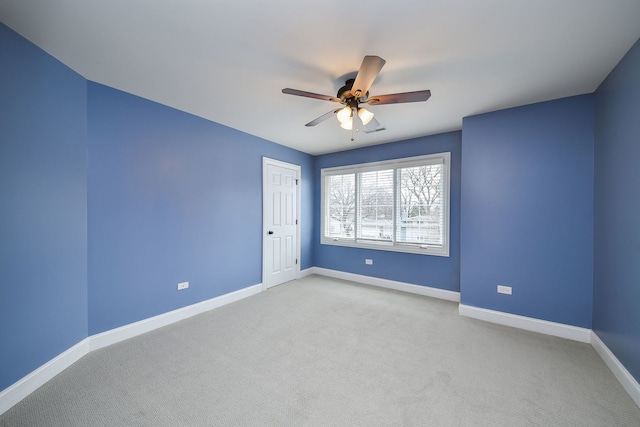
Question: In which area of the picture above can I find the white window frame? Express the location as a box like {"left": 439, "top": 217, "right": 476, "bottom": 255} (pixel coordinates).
{"left": 321, "top": 152, "right": 450, "bottom": 257}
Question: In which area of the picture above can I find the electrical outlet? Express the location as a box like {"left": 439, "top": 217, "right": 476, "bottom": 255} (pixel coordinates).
{"left": 177, "top": 281, "right": 189, "bottom": 290}
{"left": 497, "top": 285, "right": 512, "bottom": 295}
{"left": 365, "top": 259, "right": 373, "bottom": 265}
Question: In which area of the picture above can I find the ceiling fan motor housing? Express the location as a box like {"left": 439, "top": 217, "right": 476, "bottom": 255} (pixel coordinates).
{"left": 337, "top": 78, "right": 368, "bottom": 102}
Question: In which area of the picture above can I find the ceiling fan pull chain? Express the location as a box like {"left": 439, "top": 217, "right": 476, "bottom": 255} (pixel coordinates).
{"left": 351, "top": 107, "right": 355, "bottom": 141}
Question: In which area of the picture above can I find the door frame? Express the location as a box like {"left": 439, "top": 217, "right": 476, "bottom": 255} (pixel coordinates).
{"left": 262, "top": 157, "right": 301, "bottom": 290}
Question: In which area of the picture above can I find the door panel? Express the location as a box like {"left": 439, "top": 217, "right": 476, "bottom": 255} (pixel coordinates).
{"left": 271, "top": 238, "right": 281, "bottom": 272}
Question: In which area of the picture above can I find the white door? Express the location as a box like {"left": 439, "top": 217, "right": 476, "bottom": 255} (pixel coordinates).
{"left": 263, "top": 158, "right": 300, "bottom": 289}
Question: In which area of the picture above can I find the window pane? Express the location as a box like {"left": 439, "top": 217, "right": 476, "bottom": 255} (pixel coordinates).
{"left": 325, "top": 174, "right": 355, "bottom": 238}
{"left": 397, "top": 165, "right": 443, "bottom": 245}
{"left": 358, "top": 169, "right": 393, "bottom": 241}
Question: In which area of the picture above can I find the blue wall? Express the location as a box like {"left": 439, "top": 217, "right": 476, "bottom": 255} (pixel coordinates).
{"left": 87, "top": 83, "right": 314, "bottom": 334}
{"left": 593, "top": 38, "right": 640, "bottom": 382}
{"left": 0, "top": 23, "right": 88, "bottom": 390}
{"left": 313, "top": 132, "right": 462, "bottom": 291}
{"left": 461, "top": 95, "right": 594, "bottom": 328}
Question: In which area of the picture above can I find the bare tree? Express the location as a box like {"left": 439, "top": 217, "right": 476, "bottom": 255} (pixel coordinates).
{"left": 400, "top": 165, "right": 441, "bottom": 218}
{"left": 327, "top": 175, "right": 355, "bottom": 236}
{"left": 398, "top": 165, "right": 443, "bottom": 244}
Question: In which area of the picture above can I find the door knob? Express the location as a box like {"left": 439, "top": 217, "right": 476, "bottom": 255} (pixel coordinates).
{"left": 268, "top": 231, "right": 274, "bottom": 235}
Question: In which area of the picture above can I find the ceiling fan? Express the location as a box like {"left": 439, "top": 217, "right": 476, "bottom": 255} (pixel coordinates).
{"left": 282, "top": 55, "right": 431, "bottom": 138}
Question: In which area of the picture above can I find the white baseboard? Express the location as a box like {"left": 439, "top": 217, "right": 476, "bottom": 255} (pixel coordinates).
{"left": 0, "top": 339, "right": 90, "bottom": 415}
{"left": 299, "top": 267, "right": 315, "bottom": 278}
{"left": 458, "top": 304, "right": 592, "bottom": 343}
{"left": 311, "top": 267, "right": 460, "bottom": 302}
{"left": 90, "top": 283, "right": 263, "bottom": 351}
{"left": 591, "top": 331, "right": 640, "bottom": 408}
{"left": 0, "top": 282, "right": 263, "bottom": 416}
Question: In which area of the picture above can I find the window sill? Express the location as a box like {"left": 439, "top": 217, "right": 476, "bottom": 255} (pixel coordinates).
{"left": 321, "top": 238, "right": 449, "bottom": 257}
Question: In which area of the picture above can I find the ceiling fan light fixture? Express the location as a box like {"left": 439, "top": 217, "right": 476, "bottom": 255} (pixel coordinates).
{"left": 336, "top": 106, "right": 374, "bottom": 130}
{"left": 358, "top": 107, "right": 374, "bottom": 125}
{"left": 336, "top": 106, "right": 352, "bottom": 124}
{"left": 340, "top": 120, "right": 353, "bottom": 130}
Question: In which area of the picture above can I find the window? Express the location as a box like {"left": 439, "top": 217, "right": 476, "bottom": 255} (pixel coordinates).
{"left": 321, "top": 153, "right": 450, "bottom": 256}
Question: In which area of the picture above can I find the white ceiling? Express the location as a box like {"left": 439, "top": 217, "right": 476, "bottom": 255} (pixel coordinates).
{"left": 2, "top": 1, "right": 640, "bottom": 155}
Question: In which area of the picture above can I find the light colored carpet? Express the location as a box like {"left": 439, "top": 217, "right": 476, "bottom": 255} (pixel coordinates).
{"left": 1, "top": 275, "right": 639, "bottom": 426}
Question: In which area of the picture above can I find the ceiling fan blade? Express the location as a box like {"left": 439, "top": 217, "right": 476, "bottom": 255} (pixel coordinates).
{"left": 282, "top": 88, "right": 341, "bottom": 103}
{"left": 305, "top": 108, "right": 341, "bottom": 127}
{"left": 364, "top": 117, "right": 385, "bottom": 133}
{"left": 351, "top": 56, "right": 386, "bottom": 99}
{"left": 366, "top": 90, "right": 431, "bottom": 105}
